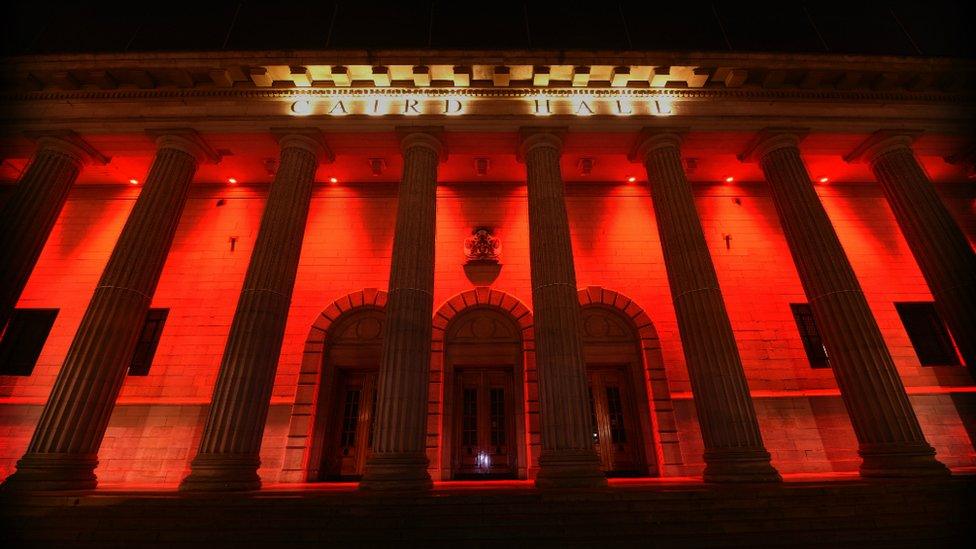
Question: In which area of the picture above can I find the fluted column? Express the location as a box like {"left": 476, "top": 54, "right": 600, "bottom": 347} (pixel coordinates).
{"left": 180, "top": 131, "right": 331, "bottom": 491}
{"left": 0, "top": 132, "right": 108, "bottom": 331}
{"left": 2, "top": 130, "right": 218, "bottom": 491}
{"left": 740, "top": 129, "right": 948, "bottom": 477}
{"left": 847, "top": 131, "right": 976, "bottom": 373}
{"left": 519, "top": 128, "right": 606, "bottom": 488}
{"left": 633, "top": 130, "right": 779, "bottom": 482}
{"left": 359, "top": 129, "right": 443, "bottom": 491}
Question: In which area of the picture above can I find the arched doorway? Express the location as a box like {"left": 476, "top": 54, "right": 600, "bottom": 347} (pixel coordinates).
{"left": 578, "top": 287, "right": 669, "bottom": 478}
{"left": 431, "top": 289, "right": 534, "bottom": 481}
{"left": 312, "top": 307, "right": 384, "bottom": 480}
{"left": 443, "top": 307, "right": 526, "bottom": 479}
{"left": 280, "top": 289, "right": 393, "bottom": 483}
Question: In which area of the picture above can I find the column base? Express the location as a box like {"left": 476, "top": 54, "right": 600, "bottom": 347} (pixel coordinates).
{"left": 179, "top": 454, "right": 262, "bottom": 492}
{"left": 858, "top": 443, "right": 950, "bottom": 478}
{"left": 703, "top": 449, "right": 781, "bottom": 483}
{"left": 535, "top": 449, "right": 607, "bottom": 489}
{"left": 1, "top": 453, "right": 98, "bottom": 492}
{"left": 358, "top": 452, "right": 432, "bottom": 492}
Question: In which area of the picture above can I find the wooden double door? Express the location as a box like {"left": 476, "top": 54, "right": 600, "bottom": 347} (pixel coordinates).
{"left": 452, "top": 368, "right": 517, "bottom": 478}
{"left": 588, "top": 366, "right": 642, "bottom": 476}
{"left": 322, "top": 370, "right": 377, "bottom": 480}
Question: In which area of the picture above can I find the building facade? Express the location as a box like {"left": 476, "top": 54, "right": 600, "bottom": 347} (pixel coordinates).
{"left": 0, "top": 48, "right": 974, "bottom": 493}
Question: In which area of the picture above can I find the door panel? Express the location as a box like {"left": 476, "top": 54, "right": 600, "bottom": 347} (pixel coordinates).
{"left": 453, "top": 369, "right": 516, "bottom": 478}
{"left": 323, "top": 370, "right": 377, "bottom": 480}
{"left": 588, "top": 367, "right": 641, "bottom": 475}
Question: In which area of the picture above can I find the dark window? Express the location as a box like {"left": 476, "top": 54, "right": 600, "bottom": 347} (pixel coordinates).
{"left": 128, "top": 308, "right": 168, "bottom": 376}
{"left": 791, "top": 303, "right": 829, "bottom": 368}
{"left": 0, "top": 309, "right": 58, "bottom": 376}
{"left": 605, "top": 386, "right": 627, "bottom": 444}
{"left": 340, "top": 389, "right": 361, "bottom": 449}
{"left": 489, "top": 387, "right": 506, "bottom": 448}
{"left": 895, "top": 303, "right": 958, "bottom": 366}
{"left": 462, "top": 388, "right": 478, "bottom": 447}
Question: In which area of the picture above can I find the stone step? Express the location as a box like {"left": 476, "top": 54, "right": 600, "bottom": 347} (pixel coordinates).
{"left": 2, "top": 478, "right": 973, "bottom": 548}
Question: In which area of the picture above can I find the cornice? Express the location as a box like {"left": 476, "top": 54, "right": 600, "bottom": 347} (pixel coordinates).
{"left": 3, "top": 49, "right": 972, "bottom": 102}
{"left": 0, "top": 86, "right": 968, "bottom": 108}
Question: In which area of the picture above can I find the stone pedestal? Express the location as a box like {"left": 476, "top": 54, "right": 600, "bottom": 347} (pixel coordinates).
{"left": 741, "top": 130, "right": 948, "bottom": 478}
{"left": 359, "top": 129, "right": 443, "bottom": 491}
{"left": 847, "top": 131, "right": 976, "bottom": 373}
{"left": 634, "top": 130, "right": 779, "bottom": 482}
{"left": 0, "top": 132, "right": 107, "bottom": 331}
{"left": 1, "top": 130, "right": 218, "bottom": 492}
{"left": 180, "top": 131, "right": 331, "bottom": 492}
{"left": 519, "top": 128, "right": 606, "bottom": 489}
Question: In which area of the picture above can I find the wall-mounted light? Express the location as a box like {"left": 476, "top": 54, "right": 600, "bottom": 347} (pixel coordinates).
{"left": 369, "top": 158, "right": 387, "bottom": 177}
{"left": 627, "top": 176, "right": 637, "bottom": 183}
{"left": 328, "top": 177, "right": 339, "bottom": 184}
{"left": 818, "top": 176, "right": 829, "bottom": 183}
{"left": 724, "top": 176, "right": 735, "bottom": 183}
{"left": 129, "top": 178, "right": 139, "bottom": 185}
{"left": 577, "top": 157, "right": 594, "bottom": 176}
{"left": 227, "top": 178, "right": 237, "bottom": 185}
{"left": 474, "top": 158, "right": 490, "bottom": 177}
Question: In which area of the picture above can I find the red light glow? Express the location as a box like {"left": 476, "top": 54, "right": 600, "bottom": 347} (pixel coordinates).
{"left": 329, "top": 177, "right": 339, "bottom": 184}
{"left": 129, "top": 179, "right": 139, "bottom": 185}
{"left": 627, "top": 176, "right": 637, "bottom": 183}
{"left": 819, "top": 177, "right": 829, "bottom": 183}
{"left": 724, "top": 176, "right": 735, "bottom": 183}
{"left": 227, "top": 178, "right": 237, "bottom": 184}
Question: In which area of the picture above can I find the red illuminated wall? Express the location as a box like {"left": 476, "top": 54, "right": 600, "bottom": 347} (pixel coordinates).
{"left": 0, "top": 178, "right": 973, "bottom": 485}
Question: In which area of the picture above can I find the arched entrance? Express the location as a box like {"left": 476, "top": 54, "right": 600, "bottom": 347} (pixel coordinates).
{"left": 578, "top": 286, "right": 675, "bottom": 477}
{"left": 314, "top": 307, "right": 384, "bottom": 480}
{"left": 432, "top": 288, "right": 533, "bottom": 480}
{"left": 278, "top": 289, "right": 387, "bottom": 483}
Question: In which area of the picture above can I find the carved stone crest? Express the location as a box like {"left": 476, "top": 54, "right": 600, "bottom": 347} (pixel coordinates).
{"left": 464, "top": 227, "right": 500, "bottom": 263}
{"left": 463, "top": 227, "right": 502, "bottom": 285}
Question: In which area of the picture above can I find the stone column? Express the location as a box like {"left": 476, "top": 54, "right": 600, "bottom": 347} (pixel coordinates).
{"left": 1, "top": 130, "right": 218, "bottom": 491}
{"left": 359, "top": 129, "right": 443, "bottom": 491}
{"left": 633, "top": 130, "right": 779, "bottom": 482}
{"left": 847, "top": 131, "right": 976, "bottom": 372}
{"left": 180, "top": 131, "right": 331, "bottom": 491}
{"left": 740, "top": 129, "right": 948, "bottom": 477}
{"left": 0, "top": 131, "right": 108, "bottom": 332}
{"left": 519, "top": 128, "right": 606, "bottom": 488}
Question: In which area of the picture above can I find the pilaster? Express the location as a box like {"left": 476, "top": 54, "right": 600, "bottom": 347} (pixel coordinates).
{"left": 633, "top": 129, "right": 779, "bottom": 482}
{"left": 2, "top": 129, "right": 215, "bottom": 491}
{"left": 519, "top": 127, "right": 606, "bottom": 488}
{"left": 180, "top": 130, "right": 330, "bottom": 491}
{"left": 359, "top": 127, "right": 444, "bottom": 491}
{"left": 741, "top": 129, "right": 949, "bottom": 477}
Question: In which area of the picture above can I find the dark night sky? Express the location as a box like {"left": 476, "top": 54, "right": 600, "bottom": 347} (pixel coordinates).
{"left": 2, "top": 1, "right": 973, "bottom": 57}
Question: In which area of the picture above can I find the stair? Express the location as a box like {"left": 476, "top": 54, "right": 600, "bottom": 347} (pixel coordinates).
{"left": 2, "top": 477, "right": 973, "bottom": 548}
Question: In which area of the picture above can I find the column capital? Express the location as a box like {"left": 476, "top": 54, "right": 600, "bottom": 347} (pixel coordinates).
{"left": 517, "top": 127, "right": 566, "bottom": 162}
{"left": 270, "top": 128, "right": 334, "bottom": 163}
{"left": 738, "top": 128, "right": 809, "bottom": 163}
{"left": 26, "top": 130, "right": 109, "bottom": 166}
{"left": 146, "top": 128, "right": 221, "bottom": 164}
{"left": 629, "top": 127, "right": 688, "bottom": 163}
{"left": 397, "top": 126, "right": 447, "bottom": 162}
{"left": 845, "top": 130, "right": 923, "bottom": 164}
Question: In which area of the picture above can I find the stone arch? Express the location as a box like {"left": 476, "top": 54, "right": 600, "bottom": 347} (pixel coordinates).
{"left": 578, "top": 286, "right": 678, "bottom": 476}
{"left": 279, "top": 289, "right": 387, "bottom": 483}
{"left": 430, "top": 288, "right": 535, "bottom": 480}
